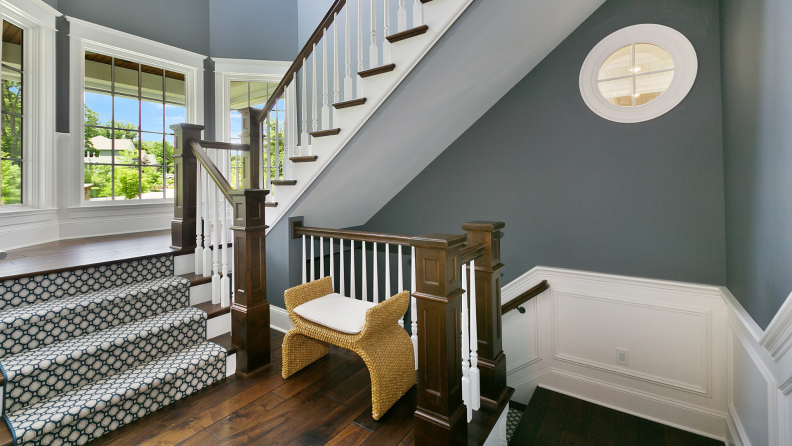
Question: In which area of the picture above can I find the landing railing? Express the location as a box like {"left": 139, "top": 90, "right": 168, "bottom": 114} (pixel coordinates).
{"left": 292, "top": 220, "right": 508, "bottom": 445}
{"left": 170, "top": 123, "right": 270, "bottom": 377}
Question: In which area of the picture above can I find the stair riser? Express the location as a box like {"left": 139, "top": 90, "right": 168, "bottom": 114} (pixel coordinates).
{"left": 207, "top": 313, "right": 230, "bottom": 339}
{"left": 19, "top": 354, "right": 226, "bottom": 446}
{"left": 0, "top": 283, "right": 190, "bottom": 360}
{"left": 0, "top": 256, "right": 174, "bottom": 313}
{"left": 2, "top": 313, "right": 207, "bottom": 414}
{"left": 189, "top": 282, "right": 212, "bottom": 305}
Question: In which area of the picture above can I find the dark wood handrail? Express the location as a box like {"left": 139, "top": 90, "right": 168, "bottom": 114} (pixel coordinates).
{"left": 199, "top": 140, "right": 250, "bottom": 151}
{"left": 189, "top": 139, "right": 233, "bottom": 202}
{"left": 291, "top": 221, "right": 413, "bottom": 245}
{"left": 501, "top": 280, "right": 549, "bottom": 315}
{"left": 458, "top": 243, "right": 484, "bottom": 266}
{"left": 257, "top": 0, "right": 347, "bottom": 121}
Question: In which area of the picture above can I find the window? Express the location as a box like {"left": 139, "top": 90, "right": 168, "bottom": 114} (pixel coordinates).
{"left": 83, "top": 52, "right": 186, "bottom": 201}
{"left": 1, "top": 20, "right": 23, "bottom": 206}
{"left": 579, "top": 24, "right": 697, "bottom": 123}
{"left": 228, "top": 81, "right": 283, "bottom": 189}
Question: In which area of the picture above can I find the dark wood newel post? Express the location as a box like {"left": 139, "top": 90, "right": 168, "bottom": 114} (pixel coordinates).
{"left": 169, "top": 123, "right": 204, "bottom": 250}
{"left": 411, "top": 233, "right": 468, "bottom": 446}
{"left": 230, "top": 188, "right": 271, "bottom": 377}
{"left": 461, "top": 221, "right": 508, "bottom": 407}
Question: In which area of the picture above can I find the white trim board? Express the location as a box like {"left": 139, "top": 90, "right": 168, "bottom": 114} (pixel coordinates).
{"left": 501, "top": 265, "right": 792, "bottom": 444}
{"left": 270, "top": 305, "right": 294, "bottom": 334}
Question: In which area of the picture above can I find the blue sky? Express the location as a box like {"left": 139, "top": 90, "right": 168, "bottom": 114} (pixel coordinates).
{"left": 85, "top": 91, "right": 185, "bottom": 135}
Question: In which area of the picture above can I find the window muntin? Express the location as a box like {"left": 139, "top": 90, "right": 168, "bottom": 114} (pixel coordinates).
{"left": 1, "top": 20, "right": 23, "bottom": 206}
{"left": 597, "top": 43, "right": 674, "bottom": 107}
{"left": 227, "top": 81, "right": 283, "bottom": 188}
{"left": 83, "top": 51, "right": 186, "bottom": 201}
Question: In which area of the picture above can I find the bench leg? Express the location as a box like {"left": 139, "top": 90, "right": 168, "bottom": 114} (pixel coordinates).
{"left": 357, "top": 325, "right": 416, "bottom": 420}
{"left": 282, "top": 329, "right": 330, "bottom": 379}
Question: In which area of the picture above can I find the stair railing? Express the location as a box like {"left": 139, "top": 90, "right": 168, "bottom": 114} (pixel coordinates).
{"left": 171, "top": 123, "right": 271, "bottom": 377}
{"left": 291, "top": 220, "right": 508, "bottom": 445}
{"left": 253, "top": 0, "right": 428, "bottom": 199}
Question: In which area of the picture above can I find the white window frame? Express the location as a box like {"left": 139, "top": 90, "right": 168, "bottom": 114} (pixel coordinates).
{"left": 67, "top": 16, "right": 205, "bottom": 208}
{"left": 579, "top": 24, "right": 697, "bottom": 124}
{"left": 213, "top": 58, "right": 289, "bottom": 143}
{"left": 0, "top": 0, "right": 57, "bottom": 213}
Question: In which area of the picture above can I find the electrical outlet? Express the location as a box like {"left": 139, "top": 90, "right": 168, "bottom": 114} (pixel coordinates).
{"left": 617, "top": 348, "right": 629, "bottom": 366}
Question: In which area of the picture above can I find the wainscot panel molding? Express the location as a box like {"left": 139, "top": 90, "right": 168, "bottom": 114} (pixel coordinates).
{"left": 501, "top": 266, "right": 792, "bottom": 445}
{"left": 270, "top": 305, "right": 294, "bottom": 334}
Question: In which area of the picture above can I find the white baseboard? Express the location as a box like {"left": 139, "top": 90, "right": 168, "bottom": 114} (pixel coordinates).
{"left": 502, "top": 266, "right": 792, "bottom": 445}
{"left": 270, "top": 305, "right": 294, "bottom": 334}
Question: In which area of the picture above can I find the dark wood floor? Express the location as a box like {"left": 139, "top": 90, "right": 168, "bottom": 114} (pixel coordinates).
{"left": 0, "top": 230, "right": 179, "bottom": 279}
{"left": 509, "top": 387, "right": 723, "bottom": 446}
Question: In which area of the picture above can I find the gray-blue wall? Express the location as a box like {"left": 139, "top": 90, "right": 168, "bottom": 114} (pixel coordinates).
{"left": 358, "top": 0, "right": 728, "bottom": 289}
{"left": 721, "top": 0, "right": 792, "bottom": 329}
{"left": 210, "top": 0, "right": 298, "bottom": 61}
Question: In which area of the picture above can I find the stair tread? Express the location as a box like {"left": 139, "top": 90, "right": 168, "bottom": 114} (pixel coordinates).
{"left": 333, "top": 98, "right": 367, "bottom": 109}
{"left": 194, "top": 301, "right": 231, "bottom": 319}
{"left": 209, "top": 332, "right": 238, "bottom": 355}
{"left": 179, "top": 272, "right": 212, "bottom": 286}
{"left": 290, "top": 156, "right": 318, "bottom": 163}
{"left": 386, "top": 24, "right": 429, "bottom": 43}
{"left": 358, "top": 63, "right": 396, "bottom": 78}
{"left": 0, "top": 275, "right": 190, "bottom": 331}
{"left": 309, "top": 128, "right": 341, "bottom": 137}
{"left": 5, "top": 341, "right": 226, "bottom": 443}
{"left": 272, "top": 179, "right": 298, "bottom": 186}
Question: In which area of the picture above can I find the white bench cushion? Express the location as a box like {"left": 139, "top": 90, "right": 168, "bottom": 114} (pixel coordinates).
{"left": 293, "top": 293, "right": 377, "bottom": 334}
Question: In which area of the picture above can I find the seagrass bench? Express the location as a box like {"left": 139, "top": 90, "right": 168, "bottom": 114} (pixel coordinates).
{"left": 282, "top": 276, "right": 415, "bottom": 420}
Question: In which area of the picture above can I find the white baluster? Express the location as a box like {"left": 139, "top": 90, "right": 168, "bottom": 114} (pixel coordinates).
{"left": 398, "top": 0, "right": 406, "bottom": 32}
{"left": 322, "top": 30, "right": 330, "bottom": 130}
{"left": 265, "top": 115, "right": 272, "bottom": 192}
{"left": 370, "top": 0, "right": 378, "bottom": 68}
{"left": 275, "top": 104, "right": 280, "bottom": 182}
{"left": 413, "top": 0, "right": 422, "bottom": 27}
{"left": 195, "top": 165, "right": 203, "bottom": 275}
{"left": 397, "top": 244, "right": 404, "bottom": 328}
{"left": 350, "top": 240, "right": 356, "bottom": 299}
{"left": 330, "top": 237, "right": 335, "bottom": 290}
{"left": 311, "top": 235, "right": 316, "bottom": 281}
{"left": 373, "top": 242, "right": 378, "bottom": 302}
{"left": 220, "top": 198, "right": 230, "bottom": 307}
{"left": 333, "top": 15, "right": 340, "bottom": 126}
{"left": 357, "top": 0, "right": 364, "bottom": 98}
{"left": 301, "top": 63, "right": 308, "bottom": 154}
{"left": 469, "top": 259, "right": 480, "bottom": 411}
{"left": 383, "top": 0, "right": 392, "bottom": 64}
{"left": 344, "top": 4, "right": 353, "bottom": 101}
{"left": 362, "top": 241, "right": 368, "bottom": 302}
{"left": 312, "top": 47, "right": 318, "bottom": 138}
{"left": 212, "top": 183, "right": 221, "bottom": 304}
{"left": 385, "top": 243, "right": 391, "bottom": 298}
{"left": 302, "top": 234, "right": 307, "bottom": 284}
{"left": 411, "top": 246, "right": 418, "bottom": 369}
{"left": 340, "top": 238, "right": 346, "bottom": 296}
{"left": 461, "top": 261, "right": 472, "bottom": 422}
{"left": 320, "top": 236, "right": 325, "bottom": 278}
{"left": 202, "top": 169, "right": 211, "bottom": 277}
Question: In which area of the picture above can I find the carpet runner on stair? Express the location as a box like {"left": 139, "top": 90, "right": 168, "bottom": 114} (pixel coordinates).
{"left": 0, "top": 255, "right": 227, "bottom": 446}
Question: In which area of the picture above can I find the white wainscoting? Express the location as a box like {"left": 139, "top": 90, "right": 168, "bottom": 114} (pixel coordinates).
{"left": 502, "top": 266, "right": 792, "bottom": 445}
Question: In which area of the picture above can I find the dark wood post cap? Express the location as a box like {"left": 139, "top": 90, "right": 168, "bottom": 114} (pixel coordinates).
{"left": 409, "top": 233, "right": 467, "bottom": 249}
{"left": 461, "top": 221, "right": 505, "bottom": 232}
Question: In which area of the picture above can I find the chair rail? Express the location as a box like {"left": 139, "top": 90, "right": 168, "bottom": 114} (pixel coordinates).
{"left": 501, "top": 280, "right": 549, "bottom": 315}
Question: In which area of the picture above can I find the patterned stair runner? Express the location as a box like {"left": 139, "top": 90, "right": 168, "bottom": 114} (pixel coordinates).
{"left": 0, "top": 255, "right": 227, "bottom": 446}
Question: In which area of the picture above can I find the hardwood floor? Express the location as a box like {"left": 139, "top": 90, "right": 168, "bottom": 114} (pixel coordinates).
{"left": 509, "top": 387, "right": 723, "bottom": 446}
{"left": 0, "top": 230, "right": 179, "bottom": 279}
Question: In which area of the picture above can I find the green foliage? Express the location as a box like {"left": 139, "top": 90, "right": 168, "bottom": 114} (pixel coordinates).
{"left": 1, "top": 80, "right": 22, "bottom": 205}
{"left": 0, "top": 158, "right": 21, "bottom": 205}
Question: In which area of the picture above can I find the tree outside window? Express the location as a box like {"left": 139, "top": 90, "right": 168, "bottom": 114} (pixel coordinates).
{"left": 1, "top": 20, "right": 23, "bottom": 206}
{"left": 83, "top": 52, "right": 185, "bottom": 201}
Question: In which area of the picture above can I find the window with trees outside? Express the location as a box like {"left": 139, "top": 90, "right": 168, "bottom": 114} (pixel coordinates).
{"left": 83, "top": 52, "right": 186, "bottom": 201}
{"left": 1, "top": 21, "right": 23, "bottom": 206}
{"left": 228, "top": 81, "right": 284, "bottom": 188}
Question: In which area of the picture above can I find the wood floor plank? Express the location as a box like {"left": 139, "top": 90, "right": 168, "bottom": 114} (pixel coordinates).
{"left": 325, "top": 367, "right": 371, "bottom": 403}
{"left": 559, "top": 431, "right": 590, "bottom": 446}
{"left": 323, "top": 423, "right": 373, "bottom": 446}
{"left": 508, "top": 387, "right": 551, "bottom": 445}
{"left": 585, "top": 404, "right": 617, "bottom": 446}
{"left": 176, "top": 429, "right": 220, "bottom": 446}
{"left": 635, "top": 416, "right": 665, "bottom": 446}
{"left": 563, "top": 397, "right": 593, "bottom": 438}
{"left": 396, "top": 429, "right": 415, "bottom": 446}
{"left": 357, "top": 387, "right": 416, "bottom": 446}
{"left": 612, "top": 408, "right": 639, "bottom": 446}
{"left": 532, "top": 389, "right": 571, "bottom": 446}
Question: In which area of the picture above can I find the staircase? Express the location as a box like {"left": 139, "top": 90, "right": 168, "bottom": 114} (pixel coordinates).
{"left": 0, "top": 254, "right": 229, "bottom": 445}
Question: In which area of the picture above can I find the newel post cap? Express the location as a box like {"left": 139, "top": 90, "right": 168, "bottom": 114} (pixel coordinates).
{"left": 409, "top": 233, "right": 467, "bottom": 250}
{"left": 461, "top": 221, "right": 505, "bottom": 232}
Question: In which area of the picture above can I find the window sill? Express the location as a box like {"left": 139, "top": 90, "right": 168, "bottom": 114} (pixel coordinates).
{"left": 78, "top": 199, "right": 174, "bottom": 208}
{"left": 0, "top": 206, "right": 56, "bottom": 216}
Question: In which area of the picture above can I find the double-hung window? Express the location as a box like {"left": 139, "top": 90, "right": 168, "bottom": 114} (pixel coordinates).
{"left": 0, "top": 20, "right": 23, "bottom": 206}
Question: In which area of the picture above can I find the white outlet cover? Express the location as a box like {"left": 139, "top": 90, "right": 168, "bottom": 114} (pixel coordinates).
{"left": 617, "top": 348, "right": 629, "bottom": 366}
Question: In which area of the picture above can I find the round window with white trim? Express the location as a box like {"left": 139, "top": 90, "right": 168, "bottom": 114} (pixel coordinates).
{"left": 580, "top": 24, "right": 697, "bottom": 123}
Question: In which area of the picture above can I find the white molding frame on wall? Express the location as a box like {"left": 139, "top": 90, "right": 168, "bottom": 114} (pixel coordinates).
{"left": 579, "top": 24, "right": 698, "bottom": 124}
{"left": 212, "top": 58, "right": 289, "bottom": 144}
{"left": 66, "top": 16, "right": 205, "bottom": 209}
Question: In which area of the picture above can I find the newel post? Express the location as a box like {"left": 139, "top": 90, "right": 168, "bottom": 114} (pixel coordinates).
{"left": 237, "top": 107, "right": 263, "bottom": 189}
{"left": 462, "top": 221, "right": 508, "bottom": 407}
{"left": 169, "top": 123, "right": 203, "bottom": 250}
{"left": 411, "top": 234, "right": 468, "bottom": 446}
{"left": 230, "top": 188, "right": 271, "bottom": 377}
